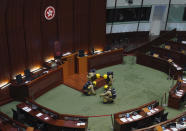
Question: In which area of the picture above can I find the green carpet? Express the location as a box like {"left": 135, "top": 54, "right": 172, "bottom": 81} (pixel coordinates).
{"left": 0, "top": 56, "right": 185, "bottom": 131}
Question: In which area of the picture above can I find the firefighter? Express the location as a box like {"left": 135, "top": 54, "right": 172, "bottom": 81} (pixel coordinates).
{"left": 100, "top": 85, "right": 116, "bottom": 103}
{"left": 83, "top": 81, "right": 96, "bottom": 95}
{"left": 103, "top": 72, "right": 113, "bottom": 86}
{"left": 87, "top": 69, "right": 96, "bottom": 81}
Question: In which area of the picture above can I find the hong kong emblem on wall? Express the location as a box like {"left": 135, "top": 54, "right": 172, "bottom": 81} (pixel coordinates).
{"left": 45, "top": 6, "right": 55, "bottom": 20}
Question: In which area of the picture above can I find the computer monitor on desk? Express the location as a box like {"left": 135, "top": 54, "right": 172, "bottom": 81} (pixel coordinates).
{"left": 24, "top": 69, "right": 32, "bottom": 81}
{"left": 104, "top": 45, "right": 111, "bottom": 51}
{"left": 78, "top": 50, "right": 85, "bottom": 57}
{"left": 16, "top": 74, "right": 23, "bottom": 84}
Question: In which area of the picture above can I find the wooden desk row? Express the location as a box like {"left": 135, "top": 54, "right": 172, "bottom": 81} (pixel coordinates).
{"left": 136, "top": 53, "right": 182, "bottom": 79}
{"left": 168, "top": 79, "right": 186, "bottom": 109}
{"left": 0, "top": 111, "right": 38, "bottom": 131}
{"left": 135, "top": 112, "right": 186, "bottom": 131}
{"left": 151, "top": 46, "right": 186, "bottom": 67}
{"left": 6, "top": 49, "right": 123, "bottom": 102}
{"left": 114, "top": 101, "right": 164, "bottom": 131}
{"left": 0, "top": 87, "right": 13, "bottom": 106}
{"left": 166, "top": 41, "right": 186, "bottom": 51}
{"left": 78, "top": 48, "right": 123, "bottom": 74}
{"left": 16, "top": 99, "right": 88, "bottom": 131}
{"left": 10, "top": 65, "right": 63, "bottom": 101}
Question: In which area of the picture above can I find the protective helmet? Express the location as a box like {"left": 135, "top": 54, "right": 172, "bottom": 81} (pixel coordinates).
{"left": 90, "top": 69, "right": 96, "bottom": 73}
{"left": 103, "top": 74, "right": 107, "bottom": 79}
{"left": 96, "top": 74, "right": 100, "bottom": 78}
{"left": 107, "top": 72, "right": 113, "bottom": 76}
{"left": 104, "top": 85, "right": 108, "bottom": 89}
{"left": 93, "top": 81, "right": 96, "bottom": 85}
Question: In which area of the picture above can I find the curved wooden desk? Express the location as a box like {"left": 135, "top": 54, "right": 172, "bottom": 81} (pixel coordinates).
{"left": 114, "top": 101, "right": 164, "bottom": 131}
{"left": 0, "top": 86, "right": 13, "bottom": 106}
{"left": 0, "top": 111, "right": 38, "bottom": 131}
{"left": 166, "top": 41, "right": 186, "bottom": 52}
{"left": 137, "top": 53, "right": 182, "bottom": 79}
{"left": 10, "top": 66, "right": 63, "bottom": 100}
{"left": 77, "top": 48, "right": 123, "bottom": 74}
{"left": 16, "top": 99, "right": 88, "bottom": 131}
{"left": 168, "top": 79, "right": 186, "bottom": 109}
{"left": 135, "top": 112, "right": 186, "bottom": 131}
{"left": 151, "top": 46, "right": 186, "bottom": 67}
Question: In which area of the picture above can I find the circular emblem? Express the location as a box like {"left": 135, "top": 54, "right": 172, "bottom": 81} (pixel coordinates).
{"left": 44, "top": 6, "right": 55, "bottom": 20}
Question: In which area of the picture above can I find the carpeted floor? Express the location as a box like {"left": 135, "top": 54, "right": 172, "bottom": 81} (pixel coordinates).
{"left": 0, "top": 56, "right": 185, "bottom": 131}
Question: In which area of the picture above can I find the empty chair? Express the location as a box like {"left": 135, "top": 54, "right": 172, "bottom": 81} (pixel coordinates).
{"left": 12, "top": 109, "right": 18, "bottom": 120}
{"left": 152, "top": 102, "right": 159, "bottom": 108}
{"left": 154, "top": 112, "right": 168, "bottom": 123}
{"left": 13, "top": 109, "right": 25, "bottom": 123}
{"left": 35, "top": 122, "right": 46, "bottom": 130}
{"left": 161, "top": 112, "right": 168, "bottom": 122}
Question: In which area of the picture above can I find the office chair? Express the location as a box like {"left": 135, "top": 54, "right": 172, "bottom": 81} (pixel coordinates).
{"left": 16, "top": 74, "right": 23, "bottom": 84}
{"left": 24, "top": 69, "right": 32, "bottom": 81}
{"left": 31, "top": 104, "right": 38, "bottom": 110}
{"left": 41, "top": 109, "right": 49, "bottom": 114}
{"left": 167, "top": 123, "right": 176, "bottom": 128}
{"left": 14, "top": 109, "right": 26, "bottom": 123}
{"left": 104, "top": 45, "right": 111, "bottom": 51}
{"left": 50, "top": 113, "right": 59, "bottom": 119}
{"left": 161, "top": 112, "right": 168, "bottom": 122}
{"left": 183, "top": 66, "right": 186, "bottom": 71}
{"left": 154, "top": 112, "right": 168, "bottom": 123}
{"left": 12, "top": 109, "right": 18, "bottom": 120}
{"left": 35, "top": 122, "right": 46, "bottom": 130}
{"left": 152, "top": 101, "right": 159, "bottom": 108}
{"left": 132, "top": 112, "right": 138, "bottom": 116}
{"left": 78, "top": 50, "right": 84, "bottom": 57}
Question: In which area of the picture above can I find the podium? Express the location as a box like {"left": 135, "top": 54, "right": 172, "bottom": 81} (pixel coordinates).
{"left": 62, "top": 53, "right": 77, "bottom": 80}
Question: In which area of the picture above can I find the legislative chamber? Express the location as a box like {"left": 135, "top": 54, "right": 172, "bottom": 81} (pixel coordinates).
{"left": 0, "top": 0, "right": 186, "bottom": 131}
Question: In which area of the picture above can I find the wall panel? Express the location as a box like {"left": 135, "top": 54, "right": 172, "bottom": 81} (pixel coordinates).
{"left": 0, "top": 0, "right": 10, "bottom": 82}
{"left": 24, "top": 0, "right": 42, "bottom": 69}
{"left": 90, "top": 0, "right": 106, "bottom": 50}
{"left": 41, "top": 0, "right": 58, "bottom": 60}
{"left": 58, "top": 0, "right": 74, "bottom": 52}
{"left": 6, "top": 0, "right": 26, "bottom": 78}
{"left": 74, "top": 0, "right": 90, "bottom": 51}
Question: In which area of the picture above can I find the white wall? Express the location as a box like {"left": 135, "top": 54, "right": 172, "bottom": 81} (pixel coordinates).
{"left": 171, "top": 0, "right": 186, "bottom": 4}
{"left": 107, "top": 0, "right": 142, "bottom": 8}
{"left": 106, "top": 23, "right": 138, "bottom": 33}
{"left": 143, "top": 0, "right": 169, "bottom": 5}
{"left": 138, "top": 23, "right": 150, "bottom": 31}
{"left": 106, "top": 0, "right": 186, "bottom": 33}
{"left": 167, "top": 23, "right": 186, "bottom": 31}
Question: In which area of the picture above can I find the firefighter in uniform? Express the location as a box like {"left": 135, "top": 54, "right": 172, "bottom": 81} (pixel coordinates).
{"left": 103, "top": 72, "right": 113, "bottom": 87}
{"left": 100, "top": 85, "right": 114, "bottom": 103}
{"left": 83, "top": 81, "right": 96, "bottom": 95}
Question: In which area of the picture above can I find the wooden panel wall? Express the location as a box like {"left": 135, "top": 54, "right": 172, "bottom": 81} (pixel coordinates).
{"left": 6, "top": 0, "right": 27, "bottom": 77}
{"left": 24, "top": 0, "right": 43, "bottom": 69}
{"left": 74, "top": 0, "right": 90, "bottom": 51}
{"left": 0, "top": 0, "right": 106, "bottom": 84}
{"left": 0, "top": 0, "right": 10, "bottom": 82}
{"left": 58, "top": 0, "right": 74, "bottom": 52}
{"left": 41, "top": 0, "right": 58, "bottom": 60}
{"left": 90, "top": 0, "right": 106, "bottom": 50}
